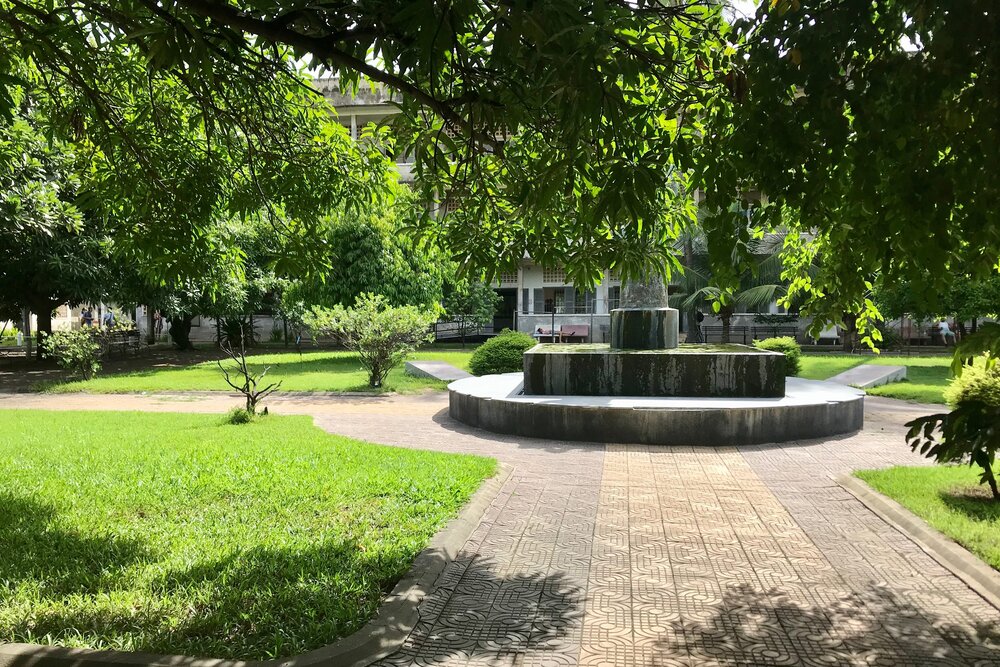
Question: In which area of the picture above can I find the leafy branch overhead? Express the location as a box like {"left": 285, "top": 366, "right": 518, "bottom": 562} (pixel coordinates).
{"left": 0, "top": 0, "right": 996, "bottom": 330}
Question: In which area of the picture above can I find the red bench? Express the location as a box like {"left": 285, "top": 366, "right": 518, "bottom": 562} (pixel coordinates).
{"left": 560, "top": 324, "right": 590, "bottom": 342}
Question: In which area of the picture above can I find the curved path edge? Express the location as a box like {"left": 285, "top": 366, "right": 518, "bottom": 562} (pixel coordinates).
{"left": 0, "top": 464, "right": 515, "bottom": 667}
{"left": 836, "top": 473, "right": 1000, "bottom": 611}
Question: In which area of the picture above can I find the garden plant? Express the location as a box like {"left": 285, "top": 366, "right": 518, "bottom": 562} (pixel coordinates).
{"left": 753, "top": 337, "right": 802, "bottom": 377}
{"left": 305, "top": 293, "right": 437, "bottom": 388}
{"left": 906, "top": 328, "right": 1000, "bottom": 500}
{"left": 469, "top": 329, "right": 537, "bottom": 376}
{"left": 39, "top": 328, "right": 101, "bottom": 380}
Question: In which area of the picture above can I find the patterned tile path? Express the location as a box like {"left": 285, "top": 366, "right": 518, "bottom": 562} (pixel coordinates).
{"left": 1, "top": 391, "right": 998, "bottom": 665}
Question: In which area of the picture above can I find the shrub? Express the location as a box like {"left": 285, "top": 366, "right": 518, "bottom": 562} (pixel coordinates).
{"left": 40, "top": 329, "right": 101, "bottom": 379}
{"left": 469, "top": 329, "right": 537, "bottom": 376}
{"left": 304, "top": 293, "right": 436, "bottom": 388}
{"left": 226, "top": 407, "right": 256, "bottom": 424}
{"left": 753, "top": 336, "right": 801, "bottom": 376}
{"left": 907, "top": 362, "right": 1000, "bottom": 499}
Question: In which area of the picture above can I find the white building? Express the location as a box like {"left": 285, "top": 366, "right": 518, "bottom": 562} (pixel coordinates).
{"left": 317, "top": 78, "right": 808, "bottom": 344}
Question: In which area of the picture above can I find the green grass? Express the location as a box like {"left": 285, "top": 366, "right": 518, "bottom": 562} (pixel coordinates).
{"left": 40, "top": 349, "right": 476, "bottom": 394}
{"left": 0, "top": 409, "right": 495, "bottom": 659}
{"left": 856, "top": 466, "right": 1000, "bottom": 571}
{"left": 800, "top": 354, "right": 954, "bottom": 404}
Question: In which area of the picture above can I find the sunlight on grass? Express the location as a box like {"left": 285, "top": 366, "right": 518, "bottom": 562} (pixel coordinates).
{"left": 856, "top": 466, "right": 1000, "bottom": 571}
{"left": 0, "top": 410, "right": 495, "bottom": 659}
{"left": 800, "top": 354, "right": 955, "bottom": 404}
{"left": 39, "top": 349, "right": 476, "bottom": 394}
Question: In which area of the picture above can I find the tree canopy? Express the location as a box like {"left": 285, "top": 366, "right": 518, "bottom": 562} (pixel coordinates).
{"left": 0, "top": 0, "right": 997, "bottom": 336}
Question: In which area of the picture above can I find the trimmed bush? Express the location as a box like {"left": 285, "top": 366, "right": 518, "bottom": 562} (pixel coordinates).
{"left": 944, "top": 363, "right": 1000, "bottom": 409}
{"left": 304, "top": 293, "right": 437, "bottom": 388}
{"left": 753, "top": 336, "right": 802, "bottom": 376}
{"left": 469, "top": 329, "right": 536, "bottom": 376}
{"left": 907, "top": 362, "right": 1000, "bottom": 499}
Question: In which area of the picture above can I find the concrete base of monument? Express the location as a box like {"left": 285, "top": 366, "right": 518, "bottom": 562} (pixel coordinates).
{"left": 448, "top": 374, "right": 864, "bottom": 446}
{"left": 523, "top": 343, "right": 786, "bottom": 397}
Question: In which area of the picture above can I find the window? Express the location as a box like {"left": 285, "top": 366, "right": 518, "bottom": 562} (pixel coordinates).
{"left": 498, "top": 271, "right": 518, "bottom": 286}
{"left": 608, "top": 286, "right": 621, "bottom": 310}
{"left": 542, "top": 266, "right": 565, "bottom": 283}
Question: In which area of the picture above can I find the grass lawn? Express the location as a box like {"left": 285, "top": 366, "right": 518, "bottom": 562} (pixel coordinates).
{"left": 856, "top": 466, "right": 1000, "bottom": 571}
{"left": 800, "top": 354, "right": 954, "bottom": 404}
{"left": 39, "top": 348, "right": 476, "bottom": 394}
{"left": 0, "top": 409, "right": 495, "bottom": 659}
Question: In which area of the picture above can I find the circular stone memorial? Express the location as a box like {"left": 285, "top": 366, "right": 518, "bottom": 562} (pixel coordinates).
{"left": 448, "top": 276, "right": 864, "bottom": 446}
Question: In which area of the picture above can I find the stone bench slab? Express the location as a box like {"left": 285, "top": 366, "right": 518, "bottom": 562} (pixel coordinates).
{"left": 828, "top": 364, "right": 906, "bottom": 389}
{"left": 405, "top": 360, "right": 471, "bottom": 382}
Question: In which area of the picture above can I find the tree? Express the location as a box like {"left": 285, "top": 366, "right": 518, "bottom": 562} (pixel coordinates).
{"left": 443, "top": 282, "right": 501, "bottom": 348}
{"left": 304, "top": 294, "right": 436, "bottom": 388}
{"left": 290, "top": 190, "right": 448, "bottom": 310}
{"left": 0, "top": 0, "right": 724, "bottom": 286}
{"left": 670, "top": 222, "right": 791, "bottom": 344}
{"left": 218, "top": 323, "right": 282, "bottom": 415}
{"left": 0, "top": 0, "right": 997, "bottom": 339}
{"left": 696, "top": 1, "right": 999, "bottom": 343}
{"left": 0, "top": 119, "right": 112, "bottom": 355}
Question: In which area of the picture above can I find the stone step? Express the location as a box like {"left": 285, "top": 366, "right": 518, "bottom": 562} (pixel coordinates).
{"left": 404, "top": 360, "right": 472, "bottom": 382}
{"left": 827, "top": 364, "right": 906, "bottom": 389}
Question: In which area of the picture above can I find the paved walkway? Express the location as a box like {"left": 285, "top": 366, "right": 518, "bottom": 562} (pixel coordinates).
{"left": 1, "top": 391, "right": 998, "bottom": 666}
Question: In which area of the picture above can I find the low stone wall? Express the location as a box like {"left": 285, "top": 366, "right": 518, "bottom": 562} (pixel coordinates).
{"left": 449, "top": 375, "right": 864, "bottom": 446}
{"left": 522, "top": 343, "right": 786, "bottom": 398}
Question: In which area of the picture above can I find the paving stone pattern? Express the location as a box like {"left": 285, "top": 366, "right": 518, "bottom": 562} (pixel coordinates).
{"left": 308, "top": 396, "right": 1000, "bottom": 666}
{"left": 1, "top": 392, "right": 999, "bottom": 665}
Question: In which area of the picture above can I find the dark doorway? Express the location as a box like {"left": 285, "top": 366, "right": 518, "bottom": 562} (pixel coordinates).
{"left": 494, "top": 288, "right": 517, "bottom": 332}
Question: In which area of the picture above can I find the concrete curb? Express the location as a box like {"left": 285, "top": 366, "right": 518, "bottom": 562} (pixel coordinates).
{"left": 828, "top": 364, "right": 906, "bottom": 390}
{"left": 836, "top": 473, "right": 1000, "bottom": 610}
{"left": 0, "top": 463, "right": 514, "bottom": 667}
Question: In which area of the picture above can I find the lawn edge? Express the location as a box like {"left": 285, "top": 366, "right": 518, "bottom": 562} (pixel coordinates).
{"left": 835, "top": 473, "right": 1000, "bottom": 610}
{"left": 0, "top": 462, "right": 514, "bottom": 667}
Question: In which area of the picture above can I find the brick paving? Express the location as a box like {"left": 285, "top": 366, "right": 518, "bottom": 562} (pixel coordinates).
{"left": 1, "top": 391, "right": 998, "bottom": 665}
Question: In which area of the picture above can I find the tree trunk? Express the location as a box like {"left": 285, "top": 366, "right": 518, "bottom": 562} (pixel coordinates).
{"left": 146, "top": 306, "right": 156, "bottom": 345}
{"left": 841, "top": 313, "right": 858, "bottom": 353}
{"left": 169, "top": 314, "right": 194, "bottom": 350}
{"left": 33, "top": 302, "right": 54, "bottom": 359}
{"left": 721, "top": 313, "right": 732, "bottom": 344}
{"left": 985, "top": 462, "right": 1000, "bottom": 500}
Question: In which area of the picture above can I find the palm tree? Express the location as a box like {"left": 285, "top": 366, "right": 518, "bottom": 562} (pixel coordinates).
{"left": 670, "top": 228, "right": 790, "bottom": 344}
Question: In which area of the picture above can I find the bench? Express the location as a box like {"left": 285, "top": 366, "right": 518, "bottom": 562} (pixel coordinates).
{"left": 532, "top": 327, "right": 560, "bottom": 343}
{"left": 751, "top": 325, "right": 799, "bottom": 341}
{"left": 559, "top": 324, "right": 590, "bottom": 343}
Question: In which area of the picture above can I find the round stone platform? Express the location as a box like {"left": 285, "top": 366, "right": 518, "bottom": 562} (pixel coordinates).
{"left": 449, "top": 374, "right": 864, "bottom": 446}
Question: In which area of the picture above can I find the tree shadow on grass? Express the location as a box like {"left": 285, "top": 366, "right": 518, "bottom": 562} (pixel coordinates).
{"left": 657, "top": 583, "right": 1000, "bottom": 666}
{"left": 5, "top": 539, "right": 582, "bottom": 664}
{"left": 940, "top": 485, "right": 1000, "bottom": 522}
{"left": 0, "top": 491, "right": 150, "bottom": 597}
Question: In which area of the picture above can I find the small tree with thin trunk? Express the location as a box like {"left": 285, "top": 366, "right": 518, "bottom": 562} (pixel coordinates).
{"left": 906, "top": 326, "right": 1000, "bottom": 500}
{"left": 304, "top": 293, "right": 436, "bottom": 388}
{"left": 217, "top": 323, "right": 281, "bottom": 415}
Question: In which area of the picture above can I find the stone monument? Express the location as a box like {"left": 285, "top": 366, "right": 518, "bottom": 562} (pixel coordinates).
{"left": 610, "top": 275, "right": 678, "bottom": 350}
{"left": 522, "top": 276, "right": 785, "bottom": 397}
